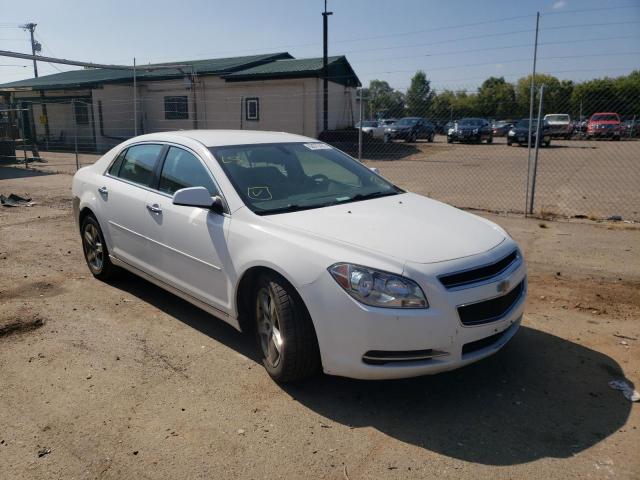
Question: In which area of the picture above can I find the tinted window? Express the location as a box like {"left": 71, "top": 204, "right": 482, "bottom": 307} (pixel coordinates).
{"left": 117, "top": 144, "right": 163, "bottom": 187}
{"left": 108, "top": 149, "right": 127, "bottom": 176}
{"left": 159, "top": 147, "right": 217, "bottom": 196}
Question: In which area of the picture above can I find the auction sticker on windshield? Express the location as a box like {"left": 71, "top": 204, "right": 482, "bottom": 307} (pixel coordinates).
{"left": 304, "top": 143, "right": 332, "bottom": 150}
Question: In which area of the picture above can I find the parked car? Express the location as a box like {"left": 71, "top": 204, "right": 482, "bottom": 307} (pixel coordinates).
{"left": 621, "top": 119, "right": 640, "bottom": 138}
{"left": 492, "top": 121, "right": 514, "bottom": 137}
{"left": 543, "top": 114, "right": 572, "bottom": 139}
{"left": 384, "top": 117, "right": 435, "bottom": 143}
{"left": 587, "top": 112, "right": 621, "bottom": 140}
{"left": 447, "top": 118, "right": 493, "bottom": 143}
{"left": 355, "top": 120, "right": 385, "bottom": 139}
{"left": 72, "top": 130, "right": 526, "bottom": 382}
{"left": 507, "top": 119, "right": 552, "bottom": 147}
{"left": 378, "top": 118, "right": 397, "bottom": 128}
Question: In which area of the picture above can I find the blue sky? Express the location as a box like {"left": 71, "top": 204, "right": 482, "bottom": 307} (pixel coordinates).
{"left": 1, "top": 0, "right": 639, "bottom": 91}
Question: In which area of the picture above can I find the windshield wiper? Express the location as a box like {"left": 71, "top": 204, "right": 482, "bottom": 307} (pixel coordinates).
{"left": 255, "top": 203, "right": 330, "bottom": 216}
{"left": 345, "top": 190, "right": 399, "bottom": 203}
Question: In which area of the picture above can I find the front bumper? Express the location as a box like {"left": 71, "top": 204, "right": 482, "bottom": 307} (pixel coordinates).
{"left": 449, "top": 132, "right": 481, "bottom": 142}
{"left": 300, "top": 242, "right": 526, "bottom": 380}
{"left": 588, "top": 129, "right": 620, "bottom": 138}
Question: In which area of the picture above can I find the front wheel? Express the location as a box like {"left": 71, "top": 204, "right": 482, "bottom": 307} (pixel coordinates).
{"left": 81, "top": 215, "right": 119, "bottom": 280}
{"left": 486, "top": 136, "right": 493, "bottom": 144}
{"left": 447, "top": 136, "right": 453, "bottom": 144}
{"left": 428, "top": 133, "right": 434, "bottom": 143}
{"left": 254, "top": 273, "right": 320, "bottom": 383}
{"left": 507, "top": 139, "right": 512, "bottom": 146}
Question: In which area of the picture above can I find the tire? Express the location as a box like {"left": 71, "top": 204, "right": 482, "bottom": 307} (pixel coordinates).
{"left": 486, "top": 136, "right": 493, "bottom": 144}
{"left": 80, "top": 214, "right": 118, "bottom": 280}
{"left": 447, "top": 136, "right": 453, "bottom": 144}
{"left": 428, "top": 133, "right": 434, "bottom": 143}
{"left": 507, "top": 139, "right": 512, "bottom": 146}
{"left": 254, "top": 272, "right": 320, "bottom": 383}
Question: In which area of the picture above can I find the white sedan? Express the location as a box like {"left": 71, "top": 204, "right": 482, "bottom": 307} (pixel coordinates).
{"left": 355, "top": 120, "right": 385, "bottom": 138}
{"left": 72, "top": 130, "right": 527, "bottom": 382}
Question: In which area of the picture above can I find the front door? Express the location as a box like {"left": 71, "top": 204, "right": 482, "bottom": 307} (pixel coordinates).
{"left": 142, "top": 146, "right": 231, "bottom": 313}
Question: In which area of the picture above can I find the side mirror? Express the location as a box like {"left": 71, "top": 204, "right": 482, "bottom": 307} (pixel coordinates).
{"left": 172, "top": 186, "right": 225, "bottom": 214}
{"left": 369, "top": 167, "right": 380, "bottom": 174}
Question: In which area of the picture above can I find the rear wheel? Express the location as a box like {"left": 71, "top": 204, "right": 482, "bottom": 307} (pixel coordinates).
{"left": 81, "top": 215, "right": 118, "bottom": 280}
{"left": 254, "top": 273, "right": 320, "bottom": 383}
{"left": 428, "top": 133, "right": 434, "bottom": 143}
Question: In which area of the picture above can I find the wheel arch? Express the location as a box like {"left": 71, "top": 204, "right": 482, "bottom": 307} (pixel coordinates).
{"left": 234, "top": 265, "right": 315, "bottom": 337}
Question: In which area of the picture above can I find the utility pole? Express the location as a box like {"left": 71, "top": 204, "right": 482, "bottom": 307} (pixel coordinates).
{"left": 322, "top": 0, "right": 332, "bottom": 133}
{"left": 21, "top": 22, "right": 49, "bottom": 146}
{"left": 21, "top": 23, "right": 39, "bottom": 77}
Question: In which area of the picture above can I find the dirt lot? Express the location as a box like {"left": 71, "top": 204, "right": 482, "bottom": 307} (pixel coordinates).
{"left": 0, "top": 166, "right": 639, "bottom": 479}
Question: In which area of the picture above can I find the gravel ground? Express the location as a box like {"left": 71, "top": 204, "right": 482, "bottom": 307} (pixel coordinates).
{"left": 0, "top": 167, "right": 639, "bottom": 479}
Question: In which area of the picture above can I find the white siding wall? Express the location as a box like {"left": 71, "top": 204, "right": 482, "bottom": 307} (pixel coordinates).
{"left": 11, "top": 74, "right": 358, "bottom": 151}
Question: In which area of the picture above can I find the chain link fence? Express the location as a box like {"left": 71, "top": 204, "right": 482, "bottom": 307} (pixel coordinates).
{"left": 1, "top": 81, "right": 639, "bottom": 222}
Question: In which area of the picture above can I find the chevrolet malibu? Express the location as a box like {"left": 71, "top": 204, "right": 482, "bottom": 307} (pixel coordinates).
{"left": 72, "top": 130, "right": 527, "bottom": 382}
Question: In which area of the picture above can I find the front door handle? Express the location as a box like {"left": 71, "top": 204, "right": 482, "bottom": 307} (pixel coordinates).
{"left": 146, "top": 203, "right": 162, "bottom": 214}
{"left": 98, "top": 186, "right": 108, "bottom": 195}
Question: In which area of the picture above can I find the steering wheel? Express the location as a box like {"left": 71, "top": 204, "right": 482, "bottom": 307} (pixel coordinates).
{"left": 308, "top": 173, "right": 330, "bottom": 188}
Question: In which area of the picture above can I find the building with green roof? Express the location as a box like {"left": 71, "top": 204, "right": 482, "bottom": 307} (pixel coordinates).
{"left": 0, "top": 53, "right": 361, "bottom": 151}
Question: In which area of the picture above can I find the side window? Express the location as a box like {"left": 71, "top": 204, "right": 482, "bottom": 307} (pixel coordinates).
{"left": 108, "top": 149, "right": 127, "bottom": 176}
{"left": 117, "top": 144, "right": 163, "bottom": 187}
{"left": 158, "top": 147, "right": 218, "bottom": 196}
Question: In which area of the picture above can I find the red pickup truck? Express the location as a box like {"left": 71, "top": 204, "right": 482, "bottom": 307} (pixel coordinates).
{"left": 587, "top": 112, "right": 621, "bottom": 140}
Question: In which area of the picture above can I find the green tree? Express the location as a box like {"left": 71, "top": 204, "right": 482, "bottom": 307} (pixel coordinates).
{"left": 405, "top": 70, "right": 434, "bottom": 117}
{"left": 365, "top": 79, "right": 405, "bottom": 119}
{"left": 476, "top": 76, "right": 516, "bottom": 119}
{"left": 515, "top": 74, "right": 573, "bottom": 117}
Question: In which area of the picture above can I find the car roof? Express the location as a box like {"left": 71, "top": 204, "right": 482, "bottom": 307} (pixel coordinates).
{"left": 127, "top": 130, "right": 315, "bottom": 147}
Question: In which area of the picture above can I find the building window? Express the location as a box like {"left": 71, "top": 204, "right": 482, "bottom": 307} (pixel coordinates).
{"left": 74, "top": 101, "right": 89, "bottom": 125}
{"left": 165, "top": 96, "right": 189, "bottom": 120}
{"left": 245, "top": 97, "right": 259, "bottom": 121}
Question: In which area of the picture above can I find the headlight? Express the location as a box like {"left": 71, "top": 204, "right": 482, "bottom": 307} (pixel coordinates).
{"left": 447, "top": 128, "right": 454, "bottom": 134}
{"left": 508, "top": 129, "right": 515, "bottom": 136}
{"left": 328, "top": 263, "right": 428, "bottom": 309}
{"left": 473, "top": 128, "right": 479, "bottom": 134}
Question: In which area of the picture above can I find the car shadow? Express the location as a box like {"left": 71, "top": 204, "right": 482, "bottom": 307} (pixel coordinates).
{"left": 109, "top": 273, "right": 632, "bottom": 466}
{"left": 0, "top": 165, "right": 56, "bottom": 180}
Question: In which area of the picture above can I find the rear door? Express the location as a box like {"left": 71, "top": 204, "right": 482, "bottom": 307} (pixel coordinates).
{"left": 99, "top": 143, "right": 165, "bottom": 272}
{"left": 142, "top": 145, "right": 231, "bottom": 312}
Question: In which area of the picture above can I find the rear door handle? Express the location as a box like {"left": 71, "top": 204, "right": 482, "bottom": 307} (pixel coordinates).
{"left": 98, "top": 186, "right": 108, "bottom": 195}
{"left": 146, "top": 203, "right": 162, "bottom": 214}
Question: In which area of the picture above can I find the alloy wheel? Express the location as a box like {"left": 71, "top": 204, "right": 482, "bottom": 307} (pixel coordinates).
{"left": 256, "top": 287, "right": 283, "bottom": 368}
{"left": 83, "top": 223, "right": 104, "bottom": 272}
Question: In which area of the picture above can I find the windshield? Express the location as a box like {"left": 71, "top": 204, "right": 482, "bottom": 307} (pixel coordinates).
{"left": 358, "top": 121, "right": 378, "bottom": 127}
{"left": 210, "top": 143, "right": 401, "bottom": 215}
{"left": 591, "top": 114, "right": 619, "bottom": 122}
{"left": 545, "top": 114, "right": 569, "bottom": 123}
{"left": 516, "top": 119, "right": 547, "bottom": 128}
{"left": 396, "top": 118, "right": 419, "bottom": 126}
{"left": 458, "top": 118, "right": 484, "bottom": 126}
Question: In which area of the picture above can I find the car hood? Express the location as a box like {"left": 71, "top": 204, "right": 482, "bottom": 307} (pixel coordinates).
{"left": 263, "top": 192, "right": 505, "bottom": 264}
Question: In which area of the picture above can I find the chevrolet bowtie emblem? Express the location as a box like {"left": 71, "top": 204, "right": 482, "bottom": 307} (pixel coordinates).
{"left": 497, "top": 280, "right": 510, "bottom": 294}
